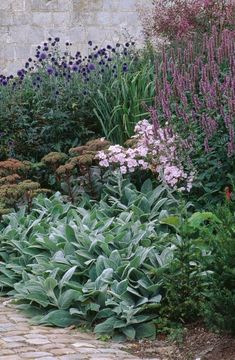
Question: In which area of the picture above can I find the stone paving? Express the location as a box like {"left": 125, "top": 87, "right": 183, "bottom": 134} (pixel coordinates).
{"left": 0, "top": 298, "right": 158, "bottom": 360}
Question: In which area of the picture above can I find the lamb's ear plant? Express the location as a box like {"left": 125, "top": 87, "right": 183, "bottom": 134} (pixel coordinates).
{"left": 0, "top": 178, "right": 179, "bottom": 339}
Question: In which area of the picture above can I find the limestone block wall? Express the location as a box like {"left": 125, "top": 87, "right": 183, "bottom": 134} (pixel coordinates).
{"left": 0, "top": 0, "right": 151, "bottom": 74}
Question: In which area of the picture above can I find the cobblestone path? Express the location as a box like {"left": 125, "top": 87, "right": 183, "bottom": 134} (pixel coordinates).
{"left": 0, "top": 298, "right": 152, "bottom": 360}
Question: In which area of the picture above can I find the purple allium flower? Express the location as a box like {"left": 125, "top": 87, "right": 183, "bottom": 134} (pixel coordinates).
{"left": 125, "top": 42, "right": 130, "bottom": 47}
{"left": 28, "top": 58, "right": 32, "bottom": 62}
{"left": 2, "top": 79, "right": 8, "bottom": 86}
{"left": 72, "top": 64, "right": 79, "bottom": 72}
{"left": 116, "top": 43, "right": 120, "bottom": 47}
{"left": 55, "top": 37, "right": 60, "bottom": 42}
{"left": 48, "top": 37, "right": 52, "bottom": 41}
{"left": 40, "top": 52, "right": 47, "bottom": 60}
{"left": 47, "top": 66, "right": 54, "bottom": 75}
{"left": 88, "top": 63, "right": 95, "bottom": 71}
{"left": 107, "top": 45, "right": 112, "bottom": 50}
{"left": 17, "top": 70, "right": 23, "bottom": 77}
{"left": 88, "top": 40, "right": 93, "bottom": 46}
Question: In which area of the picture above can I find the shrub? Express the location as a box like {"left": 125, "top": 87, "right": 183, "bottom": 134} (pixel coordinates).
{"left": 141, "top": 0, "right": 235, "bottom": 43}
{"left": 201, "top": 205, "right": 235, "bottom": 334}
{"left": 96, "top": 119, "right": 194, "bottom": 191}
{"left": 0, "top": 159, "right": 50, "bottom": 215}
{"left": 41, "top": 138, "right": 111, "bottom": 201}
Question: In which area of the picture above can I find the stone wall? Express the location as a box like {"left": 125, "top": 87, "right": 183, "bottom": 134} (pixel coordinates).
{"left": 0, "top": 0, "right": 151, "bottom": 74}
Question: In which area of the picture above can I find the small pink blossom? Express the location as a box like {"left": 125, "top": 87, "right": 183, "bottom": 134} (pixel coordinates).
{"left": 97, "top": 119, "right": 195, "bottom": 191}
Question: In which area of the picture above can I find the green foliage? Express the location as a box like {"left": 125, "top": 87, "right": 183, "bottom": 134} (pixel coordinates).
{"left": 92, "top": 53, "right": 155, "bottom": 144}
{"left": 0, "top": 175, "right": 234, "bottom": 338}
{"left": 0, "top": 45, "right": 154, "bottom": 160}
{"left": 201, "top": 206, "right": 235, "bottom": 334}
{"left": 0, "top": 178, "right": 178, "bottom": 339}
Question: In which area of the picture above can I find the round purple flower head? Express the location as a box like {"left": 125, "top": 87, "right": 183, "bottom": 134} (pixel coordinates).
{"left": 47, "top": 66, "right": 54, "bottom": 75}
{"left": 17, "top": 70, "right": 23, "bottom": 77}
{"left": 40, "top": 52, "right": 47, "bottom": 60}
{"left": 88, "top": 63, "right": 96, "bottom": 71}
{"left": 88, "top": 40, "right": 93, "bottom": 46}
{"left": 72, "top": 64, "right": 79, "bottom": 72}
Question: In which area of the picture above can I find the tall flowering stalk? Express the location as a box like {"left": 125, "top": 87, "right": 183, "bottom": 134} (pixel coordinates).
{"left": 96, "top": 119, "right": 194, "bottom": 191}
{"left": 154, "top": 27, "right": 235, "bottom": 159}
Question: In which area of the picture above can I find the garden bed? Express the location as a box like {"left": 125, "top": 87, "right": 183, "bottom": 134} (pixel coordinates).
{"left": 128, "top": 325, "right": 235, "bottom": 360}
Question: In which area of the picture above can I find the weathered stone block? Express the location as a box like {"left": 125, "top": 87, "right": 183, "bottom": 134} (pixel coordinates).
{"left": 73, "top": 0, "right": 103, "bottom": 12}
{"left": 0, "top": 11, "right": 14, "bottom": 26}
{"left": 0, "top": 0, "right": 12, "bottom": 10}
{"left": 52, "top": 11, "right": 71, "bottom": 27}
{"left": 32, "top": 12, "right": 53, "bottom": 27}
{"left": 13, "top": 12, "right": 31, "bottom": 26}
{"left": 31, "top": 0, "right": 59, "bottom": 11}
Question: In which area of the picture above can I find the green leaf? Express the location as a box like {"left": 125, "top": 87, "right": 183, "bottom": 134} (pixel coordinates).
{"left": 122, "top": 326, "right": 136, "bottom": 339}
{"left": 38, "top": 310, "right": 75, "bottom": 327}
{"left": 135, "top": 322, "right": 156, "bottom": 339}
{"left": 59, "top": 266, "right": 77, "bottom": 289}
{"left": 141, "top": 179, "right": 153, "bottom": 194}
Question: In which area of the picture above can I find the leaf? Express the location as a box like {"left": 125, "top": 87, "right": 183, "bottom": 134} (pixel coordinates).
{"left": 95, "top": 317, "right": 117, "bottom": 334}
{"left": 188, "top": 212, "right": 221, "bottom": 229}
{"left": 160, "top": 216, "right": 181, "bottom": 230}
{"left": 59, "top": 266, "right": 77, "bottom": 289}
{"left": 44, "top": 277, "right": 57, "bottom": 298}
{"left": 135, "top": 322, "right": 156, "bottom": 339}
{"left": 122, "top": 326, "right": 136, "bottom": 339}
{"left": 58, "top": 289, "right": 81, "bottom": 309}
{"left": 38, "top": 310, "right": 75, "bottom": 327}
{"left": 141, "top": 179, "right": 153, "bottom": 194}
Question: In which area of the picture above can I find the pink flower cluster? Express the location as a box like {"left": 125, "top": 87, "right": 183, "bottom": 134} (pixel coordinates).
{"left": 96, "top": 120, "right": 194, "bottom": 191}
